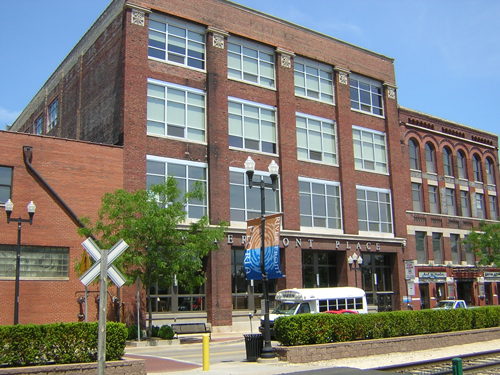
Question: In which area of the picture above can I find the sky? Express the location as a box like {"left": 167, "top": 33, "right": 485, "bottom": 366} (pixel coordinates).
{"left": 1, "top": 0, "right": 499, "bottom": 136}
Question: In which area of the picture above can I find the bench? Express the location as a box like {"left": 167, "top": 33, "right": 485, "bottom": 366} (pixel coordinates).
{"left": 171, "top": 322, "right": 211, "bottom": 340}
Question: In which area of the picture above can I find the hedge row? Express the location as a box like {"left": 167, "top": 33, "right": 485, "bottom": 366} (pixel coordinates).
{"left": 274, "top": 306, "right": 500, "bottom": 346}
{"left": 0, "top": 322, "right": 127, "bottom": 367}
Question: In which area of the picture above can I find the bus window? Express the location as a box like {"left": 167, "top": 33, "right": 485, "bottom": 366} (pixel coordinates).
{"left": 328, "top": 299, "right": 338, "bottom": 310}
{"left": 298, "top": 303, "right": 311, "bottom": 314}
{"left": 319, "top": 300, "right": 328, "bottom": 312}
{"left": 338, "top": 299, "right": 346, "bottom": 309}
{"left": 355, "top": 297, "right": 363, "bottom": 309}
{"left": 347, "top": 298, "right": 355, "bottom": 310}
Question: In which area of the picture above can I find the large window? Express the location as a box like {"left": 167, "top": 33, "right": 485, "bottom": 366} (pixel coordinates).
{"left": 302, "top": 251, "right": 338, "bottom": 288}
{"left": 428, "top": 185, "right": 440, "bottom": 214}
{"left": 0, "top": 246, "right": 69, "bottom": 279}
{"left": 460, "top": 191, "right": 470, "bottom": 217}
{"left": 353, "top": 126, "right": 387, "bottom": 173}
{"left": 442, "top": 147, "right": 453, "bottom": 176}
{"left": 148, "top": 13, "right": 205, "bottom": 70}
{"left": 350, "top": 74, "right": 383, "bottom": 116}
{"left": 450, "top": 234, "right": 461, "bottom": 265}
{"left": 147, "top": 80, "right": 205, "bottom": 142}
{"left": 486, "top": 158, "right": 496, "bottom": 185}
{"left": 446, "top": 188, "right": 456, "bottom": 216}
{"left": 34, "top": 116, "right": 43, "bottom": 135}
{"left": 432, "top": 233, "right": 443, "bottom": 265}
{"left": 457, "top": 150, "right": 467, "bottom": 179}
{"left": 299, "top": 178, "right": 342, "bottom": 229}
{"left": 412, "top": 183, "right": 422, "bottom": 211}
{"left": 425, "top": 143, "right": 436, "bottom": 173}
{"left": 356, "top": 186, "right": 393, "bottom": 234}
{"left": 416, "top": 231, "right": 427, "bottom": 264}
{"left": 146, "top": 156, "right": 207, "bottom": 219}
{"left": 228, "top": 38, "right": 274, "bottom": 88}
{"left": 475, "top": 193, "right": 485, "bottom": 219}
{"left": 294, "top": 57, "right": 334, "bottom": 103}
{"left": 228, "top": 98, "right": 276, "bottom": 154}
{"left": 473, "top": 154, "right": 482, "bottom": 182}
{"left": 408, "top": 139, "right": 420, "bottom": 170}
{"left": 489, "top": 196, "right": 498, "bottom": 221}
{"left": 229, "top": 168, "right": 280, "bottom": 222}
{"left": 48, "top": 99, "right": 58, "bottom": 131}
{"left": 0, "top": 167, "right": 12, "bottom": 205}
{"left": 296, "top": 113, "right": 337, "bottom": 164}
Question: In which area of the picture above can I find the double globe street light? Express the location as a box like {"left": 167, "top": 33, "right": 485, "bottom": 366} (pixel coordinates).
{"left": 244, "top": 156, "right": 278, "bottom": 359}
{"left": 5, "top": 199, "right": 36, "bottom": 325}
{"left": 347, "top": 252, "right": 363, "bottom": 288}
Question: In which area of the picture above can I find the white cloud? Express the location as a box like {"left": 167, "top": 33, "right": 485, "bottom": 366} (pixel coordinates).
{"left": 0, "top": 106, "right": 21, "bottom": 130}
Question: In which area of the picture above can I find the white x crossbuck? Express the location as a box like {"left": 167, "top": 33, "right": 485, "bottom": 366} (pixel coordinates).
{"left": 79, "top": 238, "right": 128, "bottom": 287}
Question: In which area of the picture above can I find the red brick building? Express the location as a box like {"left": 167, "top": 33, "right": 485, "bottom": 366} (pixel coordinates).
{"left": 3, "top": 0, "right": 499, "bottom": 328}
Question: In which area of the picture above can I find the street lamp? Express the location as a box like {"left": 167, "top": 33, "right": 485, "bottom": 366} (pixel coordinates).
{"left": 5, "top": 199, "right": 36, "bottom": 325}
{"left": 244, "top": 156, "right": 278, "bottom": 359}
{"left": 347, "top": 252, "right": 363, "bottom": 288}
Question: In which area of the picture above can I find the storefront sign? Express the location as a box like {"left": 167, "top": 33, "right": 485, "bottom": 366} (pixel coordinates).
{"left": 484, "top": 272, "right": 500, "bottom": 282}
{"left": 405, "top": 260, "right": 415, "bottom": 280}
{"left": 407, "top": 280, "right": 415, "bottom": 296}
{"left": 418, "top": 271, "right": 447, "bottom": 283}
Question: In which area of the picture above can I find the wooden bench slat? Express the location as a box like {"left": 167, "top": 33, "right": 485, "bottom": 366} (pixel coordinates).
{"left": 171, "top": 323, "right": 211, "bottom": 339}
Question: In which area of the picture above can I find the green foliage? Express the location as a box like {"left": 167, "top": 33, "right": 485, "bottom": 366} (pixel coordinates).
{"left": 127, "top": 324, "right": 139, "bottom": 340}
{"left": 78, "top": 179, "right": 227, "bottom": 335}
{"left": 464, "top": 221, "right": 500, "bottom": 266}
{"left": 274, "top": 307, "right": 500, "bottom": 346}
{"left": 158, "top": 325, "right": 175, "bottom": 340}
{"left": 0, "top": 322, "right": 127, "bottom": 367}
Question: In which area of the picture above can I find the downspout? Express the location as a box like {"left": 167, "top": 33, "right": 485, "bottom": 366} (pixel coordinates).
{"left": 23, "top": 146, "right": 99, "bottom": 242}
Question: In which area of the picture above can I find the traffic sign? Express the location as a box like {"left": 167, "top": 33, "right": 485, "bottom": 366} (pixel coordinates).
{"left": 79, "top": 238, "right": 128, "bottom": 287}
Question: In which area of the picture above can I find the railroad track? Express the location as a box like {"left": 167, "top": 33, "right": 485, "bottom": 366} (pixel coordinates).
{"left": 376, "top": 349, "right": 500, "bottom": 374}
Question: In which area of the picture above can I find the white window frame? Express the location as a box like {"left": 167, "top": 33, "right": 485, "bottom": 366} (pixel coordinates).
{"left": 350, "top": 73, "right": 383, "bottom": 117}
{"left": 146, "top": 155, "right": 208, "bottom": 220}
{"left": 489, "top": 195, "right": 497, "bottom": 220}
{"left": 296, "top": 112, "right": 337, "bottom": 165}
{"left": 0, "top": 166, "right": 13, "bottom": 205}
{"left": 294, "top": 56, "right": 334, "bottom": 103}
{"left": 229, "top": 167, "right": 280, "bottom": 225}
{"left": 299, "top": 177, "right": 342, "bottom": 231}
{"left": 147, "top": 79, "right": 206, "bottom": 143}
{"left": 48, "top": 99, "right": 58, "bottom": 131}
{"left": 148, "top": 13, "right": 206, "bottom": 70}
{"left": 457, "top": 150, "right": 467, "bottom": 179}
{"left": 228, "top": 97, "right": 277, "bottom": 154}
{"left": 432, "top": 233, "right": 444, "bottom": 265}
{"left": 486, "top": 158, "right": 496, "bottom": 185}
{"left": 353, "top": 126, "right": 388, "bottom": 174}
{"left": 442, "top": 147, "right": 453, "bottom": 176}
{"left": 425, "top": 143, "right": 436, "bottom": 174}
{"left": 475, "top": 192, "right": 485, "bottom": 219}
{"left": 411, "top": 182, "right": 422, "bottom": 211}
{"left": 408, "top": 139, "right": 420, "bottom": 170}
{"left": 446, "top": 188, "right": 456, "bottom": 216}
{"left": 356, "top": 185, "right": 393, "bottom": 235}
{"left": 227, "top": 37, "right": 275, "bottom": 88}
{"left": 428, "top": 185, "right": 440, "bottom": 214}
{"left": 460, "top": 191, "right": 470, "bottom": 217}
{"left": 473, "top": 154, "right": 482, "bottom": 182}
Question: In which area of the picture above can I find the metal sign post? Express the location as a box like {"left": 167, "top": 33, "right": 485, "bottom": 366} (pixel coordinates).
{"left": 79, "top": 238, "right": 128, "bottom": 375}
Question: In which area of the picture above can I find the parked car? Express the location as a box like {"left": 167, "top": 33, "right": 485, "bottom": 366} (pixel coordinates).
{"left": 324, "top": 309, "right": 359, "bottom": 314}
{"left": 432, "top": 300, "right": 468, "bottom": 309}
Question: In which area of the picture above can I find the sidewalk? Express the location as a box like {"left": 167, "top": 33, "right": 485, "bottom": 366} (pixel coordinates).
{"left": 124, "top": 331, "right": 500, "bottom": 375}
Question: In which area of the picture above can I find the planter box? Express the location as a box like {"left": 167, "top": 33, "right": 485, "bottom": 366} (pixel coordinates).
{"left": 0, "top": 358, "right": 146, "bottom": 375}
{"left": 274, "top": 327, "right": 500, "bottom": 364}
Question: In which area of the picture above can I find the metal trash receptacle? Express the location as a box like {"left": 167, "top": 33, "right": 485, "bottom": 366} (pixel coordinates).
{"left": 243, "top": 333, "right": 263, "bottom": 362}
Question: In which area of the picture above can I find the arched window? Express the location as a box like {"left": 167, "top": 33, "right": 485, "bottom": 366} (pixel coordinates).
{"left": 425, "top": 143, "right": 436, "bottom": 173}
{"left": 472, "top": 154, "right": 482, "bottom": 182}
{"left": 457, "top": 150, "right": 467, "bottom": 179}
{"left": 486, "top": 157, "right": 496, "bottom": 185}
{"left": 408, "top": 139, "right": 420, "bottom": 170}
{"left": 442, "top": 147, "right": 453, "bottom": 176}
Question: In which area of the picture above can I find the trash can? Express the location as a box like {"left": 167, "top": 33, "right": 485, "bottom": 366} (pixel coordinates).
{"left": 243, "top": 333, "right": 263, "bottom": 362}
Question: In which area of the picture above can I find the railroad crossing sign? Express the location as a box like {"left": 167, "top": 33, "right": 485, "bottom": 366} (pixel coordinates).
{"left": 79, "top": 238, "right": 128, "bottom": 287}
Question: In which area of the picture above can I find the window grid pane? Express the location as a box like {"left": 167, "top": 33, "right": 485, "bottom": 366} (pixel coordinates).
{"left": 48, "top": 99, "right": 58, "bottom": 131}
{"left": 148, "top": 15, "right": 205, "bottom": 69}
{"left": 350, "top": 75, "right": 383, "bottom": 116}
{"left": 357, "top": 187, "right": 393, "bottom": 234}
{"left": 296, "top": 114, "right": 337, "bottom": 165}
{"left": 299, "top": 178, "right": 341, "bottom": 229}
{"left": 353, "top": 127, "right": 387, "bottom": 173}
{"left": 0, "top": 167, "right": 12, "bottom": 205}
{"left": 294, "top": 59, "right": 334, "bottom": 103}
{"left": 0, "top": 246, "right": 69, "bottom": 278}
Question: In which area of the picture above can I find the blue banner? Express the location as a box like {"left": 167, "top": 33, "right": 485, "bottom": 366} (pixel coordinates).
{"left": 244, "top": 213, "right": 284, "bottom": 280}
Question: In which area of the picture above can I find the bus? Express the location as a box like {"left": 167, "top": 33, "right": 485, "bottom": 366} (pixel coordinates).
{"left": 259, "top": 287, "right": 367, "bottom": 335}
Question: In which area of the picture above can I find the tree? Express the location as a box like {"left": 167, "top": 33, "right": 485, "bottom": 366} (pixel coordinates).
{"left": 464, "top": 221, "right": 500, "bottom": 266}
{"left": 79, "top": 178, "right": 227, "bottom": 336}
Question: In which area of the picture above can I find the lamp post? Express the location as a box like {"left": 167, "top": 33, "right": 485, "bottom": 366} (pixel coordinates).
{"left": 347, "top": 252, "right": 363, "bottom": 288}
{"left": 244, "top": 156, "right": 278, "bottom": 359}
{"left": 4, "top": 199, "right": 36, "bottom": 325}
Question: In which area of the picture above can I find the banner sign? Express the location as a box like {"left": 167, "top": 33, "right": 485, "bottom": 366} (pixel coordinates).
{"left": 244, "top": 213, "right": 284, "bottom": 280}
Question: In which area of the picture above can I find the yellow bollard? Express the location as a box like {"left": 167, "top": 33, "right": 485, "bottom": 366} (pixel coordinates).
{"left": 202, "top": 333, "right": 209, "bottom": 371}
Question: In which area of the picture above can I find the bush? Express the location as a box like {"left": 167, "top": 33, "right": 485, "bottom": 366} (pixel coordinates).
{"left": 0, "top": 322, "right": 127, "bottom": 367}
{"left": 274, "top": 306, "right": 500, "bottom": 346}
{"left": 127, "top": 324, "right": 138, "bottom": 340}
{"left": 158, "top": 325, "right": 175, "bottom": 340}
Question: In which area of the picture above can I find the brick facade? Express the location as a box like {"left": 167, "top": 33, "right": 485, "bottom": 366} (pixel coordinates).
{"left": 4, "top": 0, "right": 499, "bottom": 327}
